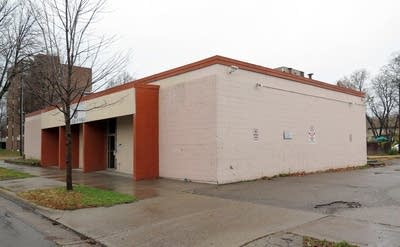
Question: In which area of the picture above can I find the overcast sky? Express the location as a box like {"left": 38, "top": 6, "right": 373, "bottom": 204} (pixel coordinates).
{"left": 97, "top": 0, "right": 400, "bottom": 84}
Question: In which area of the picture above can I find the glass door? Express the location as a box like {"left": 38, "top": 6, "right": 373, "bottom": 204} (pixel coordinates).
{"left": 107, "top": 118, "right": 116, "bottom": 169}
{"left": 107, "top": 135, "right": 115, "bottom": 169}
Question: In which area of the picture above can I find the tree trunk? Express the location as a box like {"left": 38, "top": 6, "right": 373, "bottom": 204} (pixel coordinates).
{"left": 366, "top": 114, "right": 378, "bottom": 138}
{"left": 393, "top": 116, "right": 399, "bottom": 143}
{"left": 64, "top": 112, "right": 73, "bottom": 191}
{"left": 398, "top": 81, "right": 400, "bottom": 143}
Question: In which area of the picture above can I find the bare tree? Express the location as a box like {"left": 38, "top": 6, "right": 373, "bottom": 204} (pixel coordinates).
{"left": 28, "top": 0, "right": 127, "bottom": 191}
{"left": 107, "top": 70, "right": 134, "bottom": 88}
{"left": 0, "top": 0, "right": 37, "bottom": 100}
{"left": 336, "top": 69, "right": 381, "bottom": 137}
{"left": 367, "top": 72, "right": 398, "bottom": 139}
{"left": 0, "top": 97, "right": 7, "bottom": 145}
{"left": 384, "top": 53, "right": 400, "bottom": 142}
{"left": 337, "top": 69, "right": 369, "bottom": 92}
{"left": 338, "top": 55, "right": 400, "bottom": 143}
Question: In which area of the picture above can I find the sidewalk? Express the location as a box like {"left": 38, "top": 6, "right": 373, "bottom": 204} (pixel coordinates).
{"left": 2, "top": 161, "right": 400, "bottom": 246}
{"left": 0, "top": 161, "right": 324, "bottom": 247}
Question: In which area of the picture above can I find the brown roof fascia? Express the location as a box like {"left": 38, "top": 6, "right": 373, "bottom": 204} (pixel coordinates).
{"left": 69, "top": 56, "right": 218, "bottom": 102}
{"left": 132, "top": 56, "right": 220, "bottom": 86}
{"left": 25, "top": 85, "right": 137, "bottom": 117}
{"left": 133, "top": 55, "right": 363, "bottom": 97}
{"left": 211, "top": 56, "right": 364, "bottom": 97}
{"left": 133, "top": 83, "right": 160, "bottom": 89}
{"left": 47, "top": 55, "right": 367, "bottom": 103}
{"left": 25, "top": 109, "right": 43, "bottom": 117}
{"left": 83, "top": 82, "right": 135, "bottom": 101}
{"left": 26, "top": 55, "right": 364, "bottom": 118}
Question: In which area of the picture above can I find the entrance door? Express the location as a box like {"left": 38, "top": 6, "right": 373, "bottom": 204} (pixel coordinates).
{"left": 107, "top": 118, "right": 116, "bottom": 169}
{"left": 107, "top": 135, "right": 116, "bottom": 169}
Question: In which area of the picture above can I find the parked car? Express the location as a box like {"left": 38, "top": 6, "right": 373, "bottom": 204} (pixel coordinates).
{"left": 375, "top": 136, "right": 389, "bottom": 142}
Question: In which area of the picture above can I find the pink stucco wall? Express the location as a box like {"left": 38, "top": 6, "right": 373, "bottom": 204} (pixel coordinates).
{"left": 155, "top": 64, "right": 365, "bottom": 184}
{"left": 24, "top": 114, "right": 41, "bottom": 159}
{"left": 156, "top": 72, "right": 218, "bottom": 183}
{"left": 215, "top": 65, "right": 366, "bottom": 183}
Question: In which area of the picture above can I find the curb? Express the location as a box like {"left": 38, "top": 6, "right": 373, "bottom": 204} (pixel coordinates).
{"left": 0, "top": 187, "right": 107, "bottom": 247}
{"left": 4, "top": 159, "right": 41, "bottom": 167}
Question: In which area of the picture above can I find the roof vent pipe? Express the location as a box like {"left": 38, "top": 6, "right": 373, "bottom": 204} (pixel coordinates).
{"left": 308, "top": 73, "right": 314, "bottom": 79}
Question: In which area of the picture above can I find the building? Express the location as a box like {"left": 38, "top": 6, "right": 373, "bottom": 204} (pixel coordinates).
{"left": 0, "top": 98, "right": 7, "bottom": 149}
{"left": 6, "top": 54, "right": 91, "bottom": 152}
{"left": 24, "top": 55, "right": 366, "bottom": 184}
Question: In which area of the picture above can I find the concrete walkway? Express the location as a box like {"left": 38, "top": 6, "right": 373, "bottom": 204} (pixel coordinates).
{"left": 0, "top": 162, "right": 322, "bottom": 246}
{"left": 1, "top": 161, "right": 400, "bottom": 246}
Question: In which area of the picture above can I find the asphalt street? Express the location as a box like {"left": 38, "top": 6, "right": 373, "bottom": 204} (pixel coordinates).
{"left": 0, "top": 196, "right": 55, "bottom": 247}
{"left": 0, "top": 193, "right": 98, "bottom": 247}
{"left": 2, "top": 161, "right": 400, "bottom": 246}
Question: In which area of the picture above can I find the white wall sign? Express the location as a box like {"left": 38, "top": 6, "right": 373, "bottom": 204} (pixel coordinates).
{"left": 308, "top": 126, "right": 316, "bottom": 144}
{"left": 252, "top": 128, "right": 259, "bottom": 141}
{"left": 71, "top": 103, "right": 86, "bottom": 125}
{"left": 283, "top": 131, "right": 293, "bottom": 140}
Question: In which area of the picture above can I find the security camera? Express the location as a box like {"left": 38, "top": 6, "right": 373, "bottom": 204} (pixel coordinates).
{"left": 255, "top": 82, "right": 263, "bottom": 88}
{"left": 228, "top": 65, "right": 239, "bottom": 74}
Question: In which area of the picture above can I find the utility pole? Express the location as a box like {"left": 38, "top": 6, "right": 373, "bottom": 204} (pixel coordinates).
{"left": 19, "top": 74, "right": 24, "bottom": 157}
{"left": 398, "top": 79, "right": 400, "bottom": 145}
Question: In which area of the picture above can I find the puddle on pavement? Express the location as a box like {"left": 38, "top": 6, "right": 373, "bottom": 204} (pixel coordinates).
{"left": 374, "top": 171, "right": 395, "bottom": 175}
{"left": 133, "top": 188, "right": 159, "bottom": 200}
{"left": 314, "top": 201, "right": 361, "bottom": 214}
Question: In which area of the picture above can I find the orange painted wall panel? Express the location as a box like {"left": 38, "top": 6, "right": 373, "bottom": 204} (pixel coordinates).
{"left": 58, "top": 125, "right": 80, "bottom": 169}
{"left": 134, "top": 84, "right": 159, "bottom": 180}
{"left": 83, "top": 121, "right": 106, "bottom": 172}
{"left": 72, "top": 125, "right": 80, "bottom": 168}
{"left": 41, "top": 128, "right": 59, "bottom": 167}
{"left": 58, "top": 127, "right": 66, "bottom": 169}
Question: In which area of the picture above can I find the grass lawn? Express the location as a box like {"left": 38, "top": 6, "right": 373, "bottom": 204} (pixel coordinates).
{"left": 0, "top": 149, "right": 21, "bottom": 157}
{"left": 0, "top": 167, "right": 34, "bottom": 180}
{"left": 303, "top": 236, "right": 357, "bottom": 247}
{"left": 18, "top": 185, "right": 135, "bottom": 210}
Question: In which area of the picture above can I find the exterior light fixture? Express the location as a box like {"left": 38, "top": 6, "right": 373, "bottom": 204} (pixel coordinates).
{"left": 228, "top": 65, "right": 239, "bottom": 74}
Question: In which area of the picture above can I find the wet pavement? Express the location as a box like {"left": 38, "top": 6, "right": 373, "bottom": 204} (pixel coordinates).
{"left": 0, "top": 194, "right": 100, "bottom": 246}
{"left": 0, "top": 161, "right": 322, "bottom": 247}
{"left": 42, "top": 191, "right": 322, "bottom": 247}
{"left": 0, "top": 196, "right": 55, "bottom": 247}
{"left": 2, "top": 160, "right": 400, "bottom": 246}
{"left": 243, "top": 232, "right": 303, "bottom": 247}
{"left": 192, "top": 159, "right": 400, "bottom": 215}
{"left": 291, "top": 215, "right": 400, "bottom": 247}
{"left": 0, "top": 162, "right": 213, "bottom": 200}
